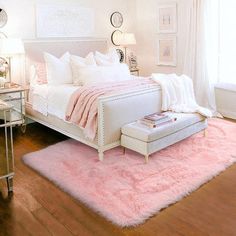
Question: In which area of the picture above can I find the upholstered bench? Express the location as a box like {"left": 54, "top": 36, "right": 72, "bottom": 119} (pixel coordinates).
{"left": 121, "top": 112, "right": 207, "bottom": 163}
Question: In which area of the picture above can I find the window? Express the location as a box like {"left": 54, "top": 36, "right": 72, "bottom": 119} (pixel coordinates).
{"left": 219, "top": 0, "right": 236, "bottom": 84}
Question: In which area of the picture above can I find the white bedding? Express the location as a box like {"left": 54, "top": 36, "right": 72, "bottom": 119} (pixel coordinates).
{"left": 31, "top": 84, "right": 79, "bottom": 120}
{"left": 30, "top": 75, "right": 143, "bottom": 120}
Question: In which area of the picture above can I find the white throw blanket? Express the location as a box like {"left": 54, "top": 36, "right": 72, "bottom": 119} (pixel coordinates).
{"left": 151, "top": 73, "right": 212, "bottom": 117}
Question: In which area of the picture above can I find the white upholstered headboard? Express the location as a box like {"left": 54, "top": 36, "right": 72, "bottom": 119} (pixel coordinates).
{"left": 23, "top": 38, "right": 107, "bottom": 84}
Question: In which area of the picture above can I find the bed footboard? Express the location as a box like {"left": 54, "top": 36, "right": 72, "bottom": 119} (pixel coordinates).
{"left": 97, "top": 87, "right": 162, "bottom": 160}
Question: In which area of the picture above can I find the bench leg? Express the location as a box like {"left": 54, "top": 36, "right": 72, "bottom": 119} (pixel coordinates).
{"left": 98, "top": 150, "right": 104, "bottom": 161}
{"left": 145, "top": 155, "right": 149, "bottom": 164}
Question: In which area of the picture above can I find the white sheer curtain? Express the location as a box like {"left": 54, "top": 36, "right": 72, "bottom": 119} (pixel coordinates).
{"left": 183, "top": 0, "right": 217, "bottom": 110}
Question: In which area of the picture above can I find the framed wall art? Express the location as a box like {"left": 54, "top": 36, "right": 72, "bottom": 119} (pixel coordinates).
{"left": 157, "top": 35, "right": 176, "bottom": 66}
{"left": 157, "top": 3, "right": 177, "bottom": 33}
{"left": 36, "top": 4, "right": 95, "bottom": 38}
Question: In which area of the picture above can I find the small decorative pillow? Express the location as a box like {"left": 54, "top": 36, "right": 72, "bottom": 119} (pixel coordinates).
{"left": 29, "top": 62, "right": 47, "bottom": 86}
{"left": 44, "top": 52, "right": 73, "bottom": 85}
{"left": 77, "top": 63, "right": 132, "bottom": 86}
{"left": 35, "top": 62, "right": 47, "bottom": 84}
{"left": 95, "top": 49, "right": 120, "bottom": 66}
{"left": 29, "top": 65, "right": 37, "bottom": 87}
{"left": 70, "top": 52, "right": 97, "bottom": 85}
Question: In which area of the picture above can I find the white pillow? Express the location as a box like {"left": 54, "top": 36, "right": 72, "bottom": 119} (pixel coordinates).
{"left": 95, "top": 49, "right": 120, "bottom": 66}
{"left": 70, "top": 52, "right": 97, "bottom": 85}
{"left": 44, "top": 52, "right": 72, "bottom": 85}
{"left": 77, "top": 63, "right": 132, "bottom": 86}
{"left": 71, "top": 52, "right": 96, "bottom": 67}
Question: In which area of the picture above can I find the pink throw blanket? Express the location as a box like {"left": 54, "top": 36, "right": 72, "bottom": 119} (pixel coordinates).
{"left": 66, "top": 79, "right": 156, "bottom": 140}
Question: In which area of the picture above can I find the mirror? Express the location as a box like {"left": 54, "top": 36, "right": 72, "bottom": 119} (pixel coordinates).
{"left": 0, "top": 9, "right": 8, "bottom": 28}
{"left": 111, "top": 30, "right": 122, "bottom": 46}
{"left": 110, "top": 12, "right": 123, "bottom": 28}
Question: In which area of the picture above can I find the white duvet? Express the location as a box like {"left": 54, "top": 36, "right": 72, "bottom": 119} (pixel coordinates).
{"left": 32, "top": 84, "right": 79, "bottom": 120}
{"left": 31, "top": 75, "right": 139, "bottom": 119}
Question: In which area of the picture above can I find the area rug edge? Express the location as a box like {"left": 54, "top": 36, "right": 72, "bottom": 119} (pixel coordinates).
{"left": 22, "top": 143, "right": 236, "bottom": 227}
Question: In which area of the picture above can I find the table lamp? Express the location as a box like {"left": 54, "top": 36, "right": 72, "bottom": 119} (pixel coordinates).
{"left": 0, "top": 38, "right": 25, "bottom": 84}
{"left": 119, "top": 33, "right": 136, "bottom": 63}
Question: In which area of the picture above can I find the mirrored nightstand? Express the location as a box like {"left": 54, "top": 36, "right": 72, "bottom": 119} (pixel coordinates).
{"left": 0, "top": 84, "right": 27, "bottom": 132}
{"left": 0, "top": 100, "right": 14, "bottom": 193}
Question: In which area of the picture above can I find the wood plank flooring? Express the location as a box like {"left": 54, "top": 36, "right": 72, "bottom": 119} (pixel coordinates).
{"left": 0, "top": 122, "right": 236, "bottom": 236}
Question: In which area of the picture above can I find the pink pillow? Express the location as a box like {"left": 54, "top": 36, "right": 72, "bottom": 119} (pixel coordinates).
{"left": 35, "top": 63, "right": 47, "bottom": 84}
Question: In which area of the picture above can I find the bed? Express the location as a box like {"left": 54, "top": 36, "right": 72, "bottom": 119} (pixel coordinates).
{"left": 24, "top": 39, "right": 162, "bottom": 161}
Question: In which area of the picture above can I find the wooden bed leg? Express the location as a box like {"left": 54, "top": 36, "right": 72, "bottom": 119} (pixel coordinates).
{"left": 98, "top": 151, "right": 104, "bottom": 161}
{"left": 123, "top": 147, "right": 126, "bottom": 155}
{"left": 145, "top": 155, "right": 149, "bottom": 164}
{"left": 204, "top": 129, "right": 207, "bottom": 137}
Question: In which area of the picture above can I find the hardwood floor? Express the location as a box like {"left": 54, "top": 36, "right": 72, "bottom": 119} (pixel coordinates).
{"left": 0, "top": 122, "right": 236, "bottom": 236}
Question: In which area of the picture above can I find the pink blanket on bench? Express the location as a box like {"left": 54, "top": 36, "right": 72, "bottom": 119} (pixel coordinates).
{"left": 65, "top": 79, "right": 156, "bottom": 140}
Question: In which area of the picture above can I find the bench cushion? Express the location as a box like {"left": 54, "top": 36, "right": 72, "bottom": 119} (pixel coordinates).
{"left": 121, "top": 112, "right": 205, "bottom": 142}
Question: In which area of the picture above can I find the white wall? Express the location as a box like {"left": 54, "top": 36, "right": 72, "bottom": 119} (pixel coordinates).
{"left": 135, "top": 0, "right": 190, "bottom": 76}
{"left": 0, "top": 0, "right": 191, "bottom": 78}
{"left": 0, "top": 0, "right": 136, "bottom": 83}
{"left": 215, "top": 84, "right": 236, "bottom": 119}
{"left": 0, "top": 0, "right": 136, "bottom": 45}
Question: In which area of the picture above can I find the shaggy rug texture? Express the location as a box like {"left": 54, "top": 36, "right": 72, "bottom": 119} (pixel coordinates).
{"left": 23, "top": 119, "right": 236, "bottom": 227}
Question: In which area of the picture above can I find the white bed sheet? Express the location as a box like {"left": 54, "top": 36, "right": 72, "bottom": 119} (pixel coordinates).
{"left": 31, "top": 84, "right": 79, "bottom": 120}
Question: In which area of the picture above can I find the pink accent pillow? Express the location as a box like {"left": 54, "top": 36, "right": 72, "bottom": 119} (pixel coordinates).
{"left": 35, "top": 63, "right": 47, "bottom": 84}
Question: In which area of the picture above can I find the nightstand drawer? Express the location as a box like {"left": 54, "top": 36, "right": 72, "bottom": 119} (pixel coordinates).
{"left": 0, "top": 85, "right": 27, "bottom": 126}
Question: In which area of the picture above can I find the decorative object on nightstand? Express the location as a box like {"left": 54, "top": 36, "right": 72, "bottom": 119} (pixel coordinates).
{"left": 0, "top": 37, "right": 25, "bottom": 84}
{"left": 0, "top": 100, "right": 14, "bottom": 193}
{"left": 110, "top": 11, "right": 123, "bottom": 28}
{"left": 129, "top": 53, "right": 139, "bottom": 76}
{"left": 0, "top": 56, "right": 9, "bottom": 88}
{"left": 119, "top": 33, "right": 136, "bottom": 63}
{"left": 0, "top": 85, "right": 27, "bottom": 133}
{"left": 128, "top": 52, "right": 138, "bottom": 69}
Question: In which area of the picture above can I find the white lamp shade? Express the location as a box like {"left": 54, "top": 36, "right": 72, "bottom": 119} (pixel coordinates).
{"left": 0, "top": 38, "right": 25, "bottom": 56}
{"left": 119, "top": 33, "right": 136, "bottom": 46}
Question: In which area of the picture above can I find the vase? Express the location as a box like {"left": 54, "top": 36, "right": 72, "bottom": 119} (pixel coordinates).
{"left": 0, "top": 77, "right": 6, "bottom": 89}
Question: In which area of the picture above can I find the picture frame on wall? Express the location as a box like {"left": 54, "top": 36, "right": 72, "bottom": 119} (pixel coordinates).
{"left": 36, "top": 4, "right": 95, "bottom": 38}
{"left": 157, "top": 35, "right": 177, "bottom": 66}
{"left": 157, "top": 3, "right": 177, "bottom": 33}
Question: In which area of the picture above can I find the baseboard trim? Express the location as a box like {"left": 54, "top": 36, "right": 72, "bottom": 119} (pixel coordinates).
{"left": 218, "top": 110, "right": 236, "bottom": 120}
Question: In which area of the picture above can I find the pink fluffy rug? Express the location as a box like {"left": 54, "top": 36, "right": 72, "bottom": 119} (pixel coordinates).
{"left": 23, "top": 119, "right": 236, "bottom": 227}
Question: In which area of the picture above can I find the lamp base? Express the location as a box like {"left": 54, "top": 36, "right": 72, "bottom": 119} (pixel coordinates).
{"left": 124, "top": 46, "right": 127, "bottom": 63}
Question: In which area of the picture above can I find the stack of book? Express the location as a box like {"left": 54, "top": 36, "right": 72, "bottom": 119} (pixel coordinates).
{"left": 138, "top": 112, "right": 177, "bottom": 128}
